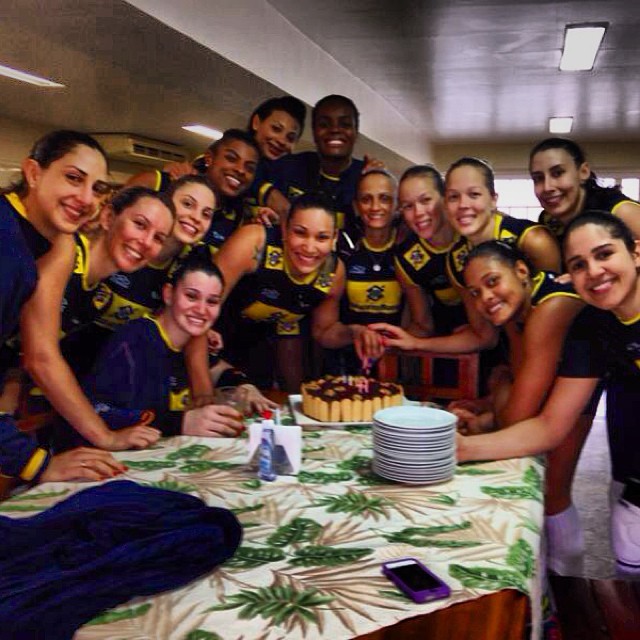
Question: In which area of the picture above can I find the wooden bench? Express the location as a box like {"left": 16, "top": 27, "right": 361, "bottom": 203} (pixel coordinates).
{"left": 549, "top": 575, "right": 640, "bottom": 640}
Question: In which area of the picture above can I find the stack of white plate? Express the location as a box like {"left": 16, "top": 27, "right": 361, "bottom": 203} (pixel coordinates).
{"left": 372, "top": 406, "right": 457, "bottom": 485}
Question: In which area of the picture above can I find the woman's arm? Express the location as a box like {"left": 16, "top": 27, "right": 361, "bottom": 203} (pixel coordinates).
{"left": 398, "top": 270, "right": 435, "bottom": 337}
{"left": 370, "top": 286, "right": 498, "bottom": 353}
{"left": 214, "top": 224, "right": 266, "bottom": 300}
{"left": 521, "top": 226, "right": 562, "bottom": 273}
{"left": 20, "top": 238, "right": 159, "bottom": 450}
{"left": 615, "top": 201, "right": 640, "bottom": 239}
{"left": 312, "top": 261, "right": 385, "bottom": 362}
{"left": 497, "top": 297, "right": 585, "bottom": 427}
{"left": 457, "top": 375, "right": 600, "bottom": 462}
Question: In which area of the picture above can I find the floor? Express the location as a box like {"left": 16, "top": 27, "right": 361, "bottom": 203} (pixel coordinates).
{"left": 571, "top": 395, "right": 616, "bottom": 579}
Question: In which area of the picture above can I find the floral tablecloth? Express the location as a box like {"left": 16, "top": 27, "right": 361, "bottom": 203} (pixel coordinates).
{"left": 2, "top": 423, "right": 544, "bottom": 640}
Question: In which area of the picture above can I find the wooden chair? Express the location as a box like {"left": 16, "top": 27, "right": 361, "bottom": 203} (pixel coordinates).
{"left": 377, "top": 350, "right": 480, "bottom": 401}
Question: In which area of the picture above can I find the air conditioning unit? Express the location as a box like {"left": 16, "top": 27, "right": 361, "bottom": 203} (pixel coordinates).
{"left": 92, "top": 133, "right": 188, "bottom": 166}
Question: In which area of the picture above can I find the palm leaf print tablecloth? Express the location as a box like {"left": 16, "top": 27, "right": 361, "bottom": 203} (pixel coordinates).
{"left": 2, "top": 423, "right": 544, "bottom": 640}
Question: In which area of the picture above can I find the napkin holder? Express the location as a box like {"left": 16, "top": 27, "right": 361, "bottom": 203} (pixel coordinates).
{"left": 247, "top": 422, "right": 302, "bottom": 475}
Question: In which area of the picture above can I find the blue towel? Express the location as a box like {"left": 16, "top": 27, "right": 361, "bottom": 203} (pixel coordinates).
{"left": 0, "top": 480, "right": 242, "bottom": 639}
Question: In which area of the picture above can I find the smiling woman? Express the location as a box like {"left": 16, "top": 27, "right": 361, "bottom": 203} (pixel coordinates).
{"left": 214, "top": 191, "right": 343, "bottom": 390}
{"left": 19, "top": 187, "right": 174, "bottom": 451}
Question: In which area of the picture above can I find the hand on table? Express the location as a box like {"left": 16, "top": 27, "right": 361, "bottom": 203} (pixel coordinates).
{"left": 40, "top": 447, "right": 126, "bottom": 483}
{"left": 182, "top": 404, "right": 244, "bottom": 437}
{"left": 451, "top": 407, "right": 495, "bottom": 435}
{"left": 237, "top": 384, "right": 278, "bottom": 415}
{"left": 100, "top": 424, "right": 161, "bottom": 450}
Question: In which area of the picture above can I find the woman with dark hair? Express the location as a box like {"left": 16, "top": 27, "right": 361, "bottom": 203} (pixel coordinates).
{"left": 215, "top": 192, "right": 353, "bottom": 390}
{"left": 0, "top": 130, "right": 125, "bottom": 485}
{"left": 458, "top": 212, "right": 640, "bottom": 576}
{"left": 394, "top": 164, "right": 465, "bottom": 337}
{"left": 20, "top": 185, "right": 173, "bottom": 451}
{"left": 66, "top": 254, "right": 246, "bottom": 442}
{"left": 529, "top": 137, "right": 640, "bottom": 240}
{"left": 373, "top": 157, "right": 560, "bottom": 355}
{"left": 319, "top": 169, "right": 401, "bottom": 374}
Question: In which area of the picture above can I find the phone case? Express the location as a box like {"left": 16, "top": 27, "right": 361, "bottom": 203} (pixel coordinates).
{"left": 382, "top": 557, "right": 451, "bottom": 604}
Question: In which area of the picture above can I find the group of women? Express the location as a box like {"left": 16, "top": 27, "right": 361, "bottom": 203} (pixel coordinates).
{"left": 0, "top": 94, "right": 638, "bottom": 577}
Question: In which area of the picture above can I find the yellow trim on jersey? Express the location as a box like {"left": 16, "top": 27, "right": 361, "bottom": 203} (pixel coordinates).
{"left": 515, "top": 223, "right": 544, "bottom": 248}
{"left": 152, "top": 169, "right": 163, "bottom": 192}
{"left": 97, "top": 292, "right": 152, "bottom": 328}
{"left": 20, "top": 448, "right": 48, "bottom": 482}
{"left": 6, "top": 192, "right": 27, "bottom": 220}
{"left": 319, "top": 169, "right": 340, "bottom": 182}
{"left": 362, "top": 230, "right": 396, "bottom": 253}
{"left": 241, "top": 300, "right": 303, "bottom": 334}
{"left": 258, "top": 181, "right": 274, "bottom": 206}
{"left": 394, "top": 256, "right": 414, "bottom": 285}
{"left": 433, "top": 286, "right": 462, "bottom": 306}
{"left": 530, "top": 272, "right": 580, "bottom": 306}
{"left": 617, "top": 310, "right": 640, "bottom": 326}
{"left": 149, "top": 316, "right": 181, "bottom": 352}
{"left": 169, "top": 388, "right": 191, "bottom": 412}
{"left": 283, "top": 254, "right": 319, "bottom": 285}
{"left": 611, "top": 200, "right": 640, "bottom": 216}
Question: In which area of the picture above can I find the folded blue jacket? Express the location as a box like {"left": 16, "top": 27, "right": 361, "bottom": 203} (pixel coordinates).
{"left": 0, "top": 480, "right": 242, "bottom": 639}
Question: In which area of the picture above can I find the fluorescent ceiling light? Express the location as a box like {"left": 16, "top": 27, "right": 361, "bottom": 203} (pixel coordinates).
{"left": 0, "top": 63, "right": 65, "bottom": 87}
{"left": 549, "top": 117, "right": 574, "bottom": 134}
{"left": 559, "top": 23, "right": 607, "bottom": 71}
{"left": 182, "top": 124, "right": 223, "bottom": 140}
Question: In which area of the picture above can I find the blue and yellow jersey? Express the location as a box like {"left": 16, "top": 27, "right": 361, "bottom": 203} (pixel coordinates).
{"left": 225, "top": 226, "right": 337, "bottom": 337}
{"left": 243, "top": 156, "right": 277, "bottom": 218}
{"left": 203, "top": 198, "right": 246, "bottom": 255}
{"left": 148, "top": 169, "right": 173, "bottom": 194}
{"left": 446, "top": 213, "right": 547, "bottom": 288}
{"left": 539, "top": 184, "right": 636, "bottom": 243}
{"left": 82, "top": 316, "right": 190, "bottom": 438}
{"left": 395, "top": 231, "right": 467, "bottom": 334}
{"left": 559, "top": 306, "right": 640, "bottom": 380}
{"left": 0, "top": 192, "right": 50, "bottom": 343}
{"left": 60, "top": 233, "right": 112, "bottom": 337}
{"left": 341, "top": 231, "right": 403, "bottom": 326}
{"left": 269, "top": 151, "right": 364, "bottom": 234}
{"left": 530, "top": 271, "right": 581, "bottom": 308}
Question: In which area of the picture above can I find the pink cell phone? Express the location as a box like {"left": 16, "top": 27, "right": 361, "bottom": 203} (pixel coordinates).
{"left": 382, "top": 557, "right": 451, "bottom": 603}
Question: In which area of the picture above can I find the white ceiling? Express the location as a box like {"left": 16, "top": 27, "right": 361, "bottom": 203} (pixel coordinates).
{"left": 0, "top": 0, "right": 638, "bottom": 170}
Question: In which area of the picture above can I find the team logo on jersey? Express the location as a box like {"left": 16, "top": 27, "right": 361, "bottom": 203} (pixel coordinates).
{"left": 367, "top": 285, "right": 385, "bottom": 302}
{"left": 315, "top": 272, "right": 334, "bottom": 292}
{"left": 405, "top": 243, "right": 430, "bottom": 271}
{"left": 109, "top": 273, "right": 131, "bottom": 289}
{"left": 265, "top": 246, "right": 283, "bottom": 268}
{"left": 451, "top": 244, "right": 470, "bottom": 273}
{"left": 498, "top": 229, "right": 517, "bottom": 244}
{"left": 115, "top": 305, "right": 134, "bottom": 321}
{"left": 261, "top": 288, "right": 280, "bottom": 301}
{"left": 349, "top": 265, "right": 367, "bottom": 275}
{"left": 92, "top": 284, "right": 111, "bottom": 310}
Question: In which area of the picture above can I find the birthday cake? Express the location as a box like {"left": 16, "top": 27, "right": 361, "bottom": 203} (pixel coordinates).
{"left": 300, "top": 375, "right": 403, "bottom": 422}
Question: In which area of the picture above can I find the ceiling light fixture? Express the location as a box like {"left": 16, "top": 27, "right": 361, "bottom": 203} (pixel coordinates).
{"left": 0, "top": 63, "right": 65, "bottom": 87}
{"left": 559, "top": 23, "right": 608, "bottom": 71}
{"left": 182, "top": 125, "right": 223, "bottom": 140}
{"left": 549, "top": 117, "right": 574, "bottom": 134}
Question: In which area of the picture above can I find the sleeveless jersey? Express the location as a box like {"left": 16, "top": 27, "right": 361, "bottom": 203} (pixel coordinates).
{"left": 269, "top": 151, "right": 364, "bottom": 234}
{"left": 395, "top": 231, "right": 466, "bottom": 334}
{"left": 539, "top": 185, "right": 637, "bottom": 243}
{"left": 225, "top": 225, "right": 337, "bottom": 336}
{"left": 59, "top": 234, "right": 112, "bottom": 337}
{"left": 530, "top": 270, "right": 581, "bottom": 308}
{"left": 447, "top": 213, "right": 547, "bottom": 288}
{"left": 341, "top": 232, "right": 402, "bottom": 326}
{"left": 0, "top": 192, "right": 50, "bottom": 342}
